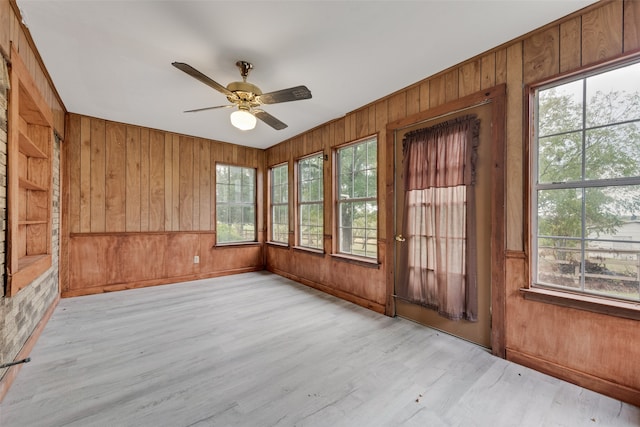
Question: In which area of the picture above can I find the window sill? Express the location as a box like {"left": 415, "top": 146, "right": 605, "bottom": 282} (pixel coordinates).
{"left": 331, "top": 253, "right": 380, "bottom": 269}
{"left": 293, "top": 246, "right": 325, "bottom": 256}
{"left": 520, "top": 287, "right": 640, "bottom": 321}
{"left": 215, "top": 241, "right": 260, "bottom": 248}
{"left": 266, "top": 241, "right": 289, "bottom": 249}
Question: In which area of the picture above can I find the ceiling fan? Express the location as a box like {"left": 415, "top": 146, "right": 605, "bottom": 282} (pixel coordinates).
{"left": 172, "top": 60, "right": 312, "bottom": 131}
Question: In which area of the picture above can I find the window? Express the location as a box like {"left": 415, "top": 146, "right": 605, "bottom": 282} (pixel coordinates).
{"left": 270, "top": 163, "right": 289, "bottom": 244}
{"left": 532, "top": 59, "right": 640, "bottom": 302}
{"left": 336, "top": 137, "right": 378, "bottom": 259}
{"left": 216, "top": 164, "right": 256, "bottom": 243}
{"left": 297, "top": 153, "right": 324, "bottom": 250}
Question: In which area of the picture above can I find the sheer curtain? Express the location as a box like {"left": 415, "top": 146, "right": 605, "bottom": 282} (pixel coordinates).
{"left": 397, "top": 115, "right": 480, "bottom": 321}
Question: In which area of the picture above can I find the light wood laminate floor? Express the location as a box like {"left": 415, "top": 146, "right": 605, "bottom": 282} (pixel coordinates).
{"left": 1, "top": 271, "right": 638, "bottom": 426}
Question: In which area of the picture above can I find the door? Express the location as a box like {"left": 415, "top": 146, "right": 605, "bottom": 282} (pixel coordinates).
{"left": 394, "top": 102, "right": 492, "bottom": 348}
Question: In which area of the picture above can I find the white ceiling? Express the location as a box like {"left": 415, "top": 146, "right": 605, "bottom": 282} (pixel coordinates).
{"left": 17, "top": 0, "right": 596, "bottom": 150}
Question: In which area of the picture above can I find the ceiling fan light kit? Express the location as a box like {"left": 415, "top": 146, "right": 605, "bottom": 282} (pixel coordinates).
{"left": 230, "top": 108, "right": 257, "bottom": 130}
{"left": 172, "top": 60, "right": 312, "bottom": 131}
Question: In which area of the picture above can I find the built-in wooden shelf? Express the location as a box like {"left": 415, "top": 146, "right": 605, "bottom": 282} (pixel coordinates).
{"left": 19, "top": 177, "right": 47, "bottom": 192}
{"left": 19, "top": 130, "right": 48, "bottom": 158}
{"left": 6, "top": 46, "right": 54, "bottom": 297}
{"left": 17, "top": 254, "right": 50, "bottom": 271}
{"left": 19, "top": 220, "right": 48, "bottom": 226}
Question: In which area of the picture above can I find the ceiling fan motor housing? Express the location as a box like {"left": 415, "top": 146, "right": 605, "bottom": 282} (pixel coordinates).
{"left": 226, "top": 81, "right": 262, "bottom": 106}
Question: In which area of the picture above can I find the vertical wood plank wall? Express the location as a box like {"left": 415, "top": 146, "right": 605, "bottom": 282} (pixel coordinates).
{"left": 264, "top": 0, "right": 640, "bottom": 404}
{"left": 64, "top": 114, "right": 265, "bottom": 296}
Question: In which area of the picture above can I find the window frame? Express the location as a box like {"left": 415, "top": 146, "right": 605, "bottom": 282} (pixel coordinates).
{"left": 334, "top": 135, "right": 378, "bottom": 261}
{"left": 295, "top": 152, "right": 325, "bottom": 252}
{"left": 269, "top": 162, "right": 289, "bottom": 245}
{"left": 528, "top": 55, "right": 640, "bottom": 309}
{"left": 215, "top": 163, "right": 257, "bottom": 245}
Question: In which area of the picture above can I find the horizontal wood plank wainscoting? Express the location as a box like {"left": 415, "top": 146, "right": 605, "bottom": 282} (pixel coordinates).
{"left": 63, "top": 114, "right": 265, "bottom": 296}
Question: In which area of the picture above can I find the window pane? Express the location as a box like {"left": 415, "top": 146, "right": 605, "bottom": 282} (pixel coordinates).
{"left": 339, "top": 146, "right": 353, "bottom": 175}
{"left": 536, "top": 237, "right": 582, "bottom": 289}
{"left": 533, "top": 60, "right": 640, "bottom": 302}
{"left": 586, "top": 62, "right": 640, "bottom": 128}
{"left": 366, "top": 202, "right": 378, "bottom": 228}
{"left": 367, "top": 171, "right": 377, "bottom": 198}
{"left": 537, "top": 188, "right": 582, "bottom": 238}
{"left": 339, "top": 172, "right": 353, "bottom": 198}
{"left": 584, "top": 241, "right": 640, "bottom": 301}
{"left": 216, "top": 164, "right": 256, "bottom": 243}
{"left": 585, "top": 123, "right": 640, "bottom": 180}
{"left": 336, "top": 138, "right": 377, "bottom": 259}
{"left": 216, "top": 165, "right": 229, "bottom": 184}
{"left": 537, "top": 132, "right": 582, "bottom": 183}
{"left": 585, "top": 185, "right": 640, "bottom": 238}
{"left": 538, "top": 81, "right": 583, "bottom": 137}
{"left": 367, "top": 140, "right": 377, "bottom": 169}
{"left": 354, "top": 143, "right": 367, "bottom": 170}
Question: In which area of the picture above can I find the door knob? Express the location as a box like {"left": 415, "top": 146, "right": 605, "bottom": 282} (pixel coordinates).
{"left": 395, "top": 234, "right": 406, "bottom": 242}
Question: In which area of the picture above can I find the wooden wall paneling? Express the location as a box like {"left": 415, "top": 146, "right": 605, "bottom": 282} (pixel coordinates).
{"left": 444, "top": 69, "right": 459, "bottom": 103}
{"left": 506, "top": 42, "right": 524, "bottom": 252}
{"left": 524, "top": 26, "right": 560, "bottom": 84}
{"left": 104, "top": 121, "right": 125, "bottom": 232}
{"left": 165, "top": 233, "right": 199, "bottom": 278}
{"left": 480, "top": 53, "right": 496, "bottom": 90}
{"left": 387, "top": 91, "right": 406, "bottom": 123}
{"left": 148, "top": 130, "right": 164, "bottom": 232}
{"left": 334, "top": 118, "right": 345, "bottom": 148}
{"left": 582, "top": 0, "right": 623, "bottom": 65}
{"left": 405, "top": 85, "right": 421, "bottom": 117}
{"left": 119, "top": 234, "right": 165, "bottom": 282}
{"left": 163, "top": 133, "right": 173, "bottom": 231}
{"left": 256, "top": 150, "right": 265, "bottom": 241}
{"left": 61, "top": 115, "right": 74, "bottom": 293}
{"left": 179, "top": 136, "right": 194, "bottom": 231}
{"left": 345, "top": 113, "right": 356, "bottom": 142}
{"left": 0, "top": 0, "right": 10, "bottom": 56}
{"left": 495, "top": 48, "right": 508, "bottom": 85}
{"left": 199, "top": 139, "right": 211, "bottom": 230}
{"left": 312, "top": 127, "right": 323, "bottom": 153}
{"left": 375, "top": 99, "right": 389, "bottom": 240}
{"left": 192, "top": 139, "right": 200, "bottom": 230}
{"left": 560, "top": 17, "right": 582, "bottom": 73}
{"left": 368, "top": 105, "right": 377, "bottom": 135}
{"left": 171, "top": 134, "right": 180, "bottom": 231}
{"left": 624, "top": 0, "right": 640, "bottom": 52}
{"left": 418, "top": 80, "right": 430, "bottom": 111}
{"left": 77, "top": 116, "right": 91, "bottom": 233}
{"left": 355, "top": 108, "right": 369, "bottom": 139}
{"left": 327, "top": 121, "right": 336, "bottom": 150}
{"left": 211, "top": 142, "right": 221, "bottom": 236}
{"left": 139, "top": 128, "right": 150, "bottom": 232}
{"left": 429, "top": 75, "right": 446, "bottom": 107}
{"left": 79, "top": 116, "right": 91, "bottom": 233}
{"left": 459, "top": 60, "right": 481, "bottom": 97}
{"left": 89, "top": 118, "right": 106, "bottom": 233}
{"left": 222, "top": 142, "right": 233, "bottom": 164}
{"left": 125, "top": 125, "right": 141, "bottom": 232}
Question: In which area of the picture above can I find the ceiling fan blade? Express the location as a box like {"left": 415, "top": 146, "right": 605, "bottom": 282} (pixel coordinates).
{"left": 172, "top": 62, "right": 235, "bottom": 98}
{"left": 183, "top": 105, "right": 233, "bottom": 113}
{"left": 257, "top": 85, "right": 312, "bottom": 104}
{"left": 253, "top": 109, "right": 288, "bottom": 130}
